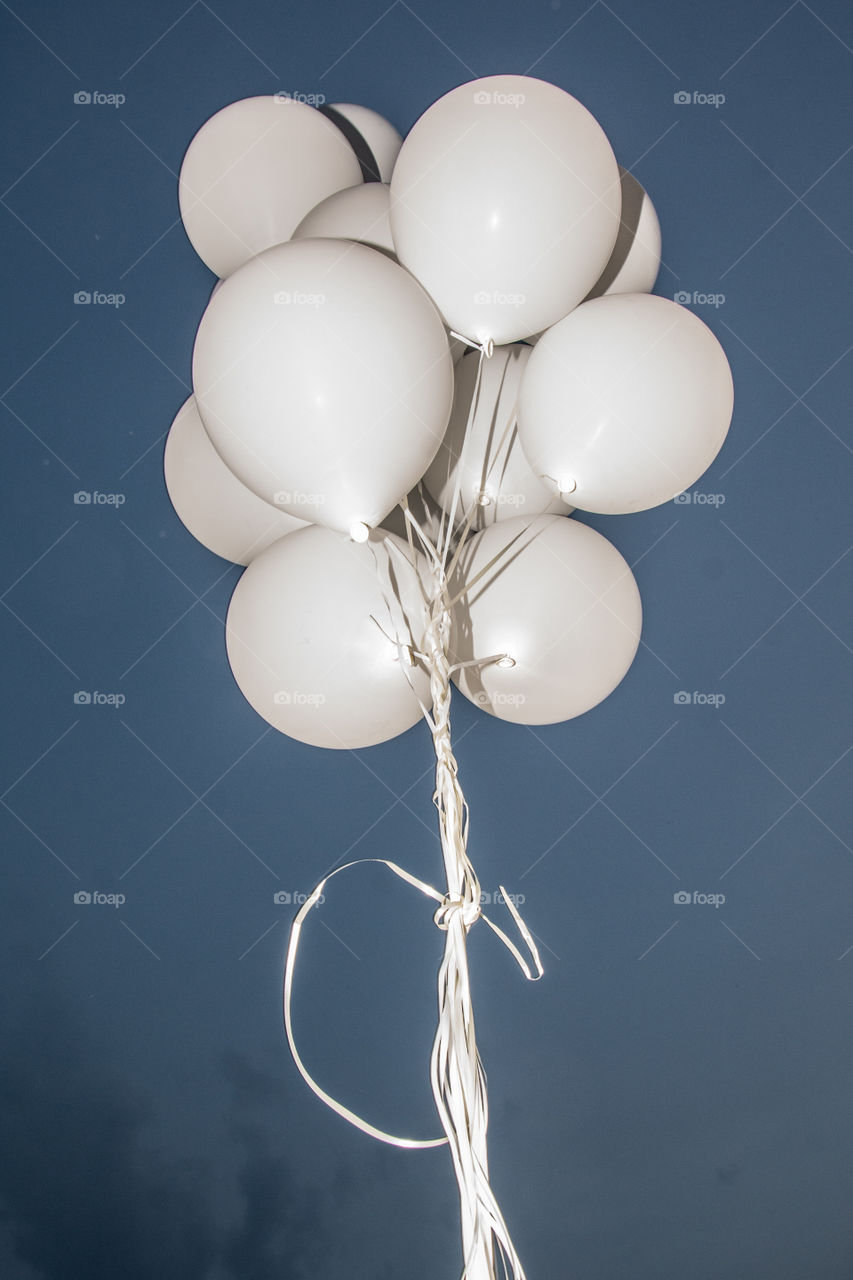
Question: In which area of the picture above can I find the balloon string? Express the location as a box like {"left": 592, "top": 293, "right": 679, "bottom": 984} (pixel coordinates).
{"left": 440, "top": 337, "right": 493, "bottom": 570}
{"left": 385, "top": 410, "right": 546, "bottom": 1279}
{"left": 441, "top": 347, "right": 485, "bottom": 570}
{"left": 283, "top": 575, "right": 542, "bottom": 1280}
{"left": 285, "top": 334, "right": 543, "bottom": 1280}
{"left": 420, "top": 569, "right": 541, "bottom": 1280}
{"left": 283, "top": 858, "right": 448, "bottom": 1150}
{"left": 282, "top": 850, "right": 542, "bottom": 1147}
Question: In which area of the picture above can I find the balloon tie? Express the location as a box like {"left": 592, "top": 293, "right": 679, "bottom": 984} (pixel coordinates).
{"left": 449, "top": 330, "right": 495, "bottom": 359}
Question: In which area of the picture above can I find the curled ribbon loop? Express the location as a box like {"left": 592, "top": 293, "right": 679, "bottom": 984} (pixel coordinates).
{"left": 283, "top": 858, "right": 542, "bottom": 1152}
{"left": 283, "top": 857, "right": 447, "bottom": 1150}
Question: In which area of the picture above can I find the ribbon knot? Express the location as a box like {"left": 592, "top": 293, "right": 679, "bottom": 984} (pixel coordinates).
{"left": 433, "top": 892, "right": 481, "bottom": 931}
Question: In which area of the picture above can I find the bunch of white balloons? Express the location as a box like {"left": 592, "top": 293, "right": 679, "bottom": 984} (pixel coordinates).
{"left": 168, "top": 73, "right": 734, "bottom": 1280}
{"left": 168, "top": 73, "right": 733, "bottom": 750}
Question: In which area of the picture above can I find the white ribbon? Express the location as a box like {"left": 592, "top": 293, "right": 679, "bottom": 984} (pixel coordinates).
{"left": 284, "top": 346, "right": 543, "bottom": 1279}
{"left": 282, "top": 856, "right": 542, "bottom": 1151}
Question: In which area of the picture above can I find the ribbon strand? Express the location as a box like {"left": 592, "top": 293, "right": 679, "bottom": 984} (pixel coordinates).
{"left": 283, "top": 855, "right": 541, "bottom": 1152}
{"left": 283, "top": 338, "right": 542, "bottom": 1280}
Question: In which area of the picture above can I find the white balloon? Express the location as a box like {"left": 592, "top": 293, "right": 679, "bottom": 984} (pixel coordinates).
{"left": 379, "top": 485, "right": 439, "bottom": 543}
{"left": 329, "top": 103, "right": 403, "bottom": 183}
{"left": 293, "top": 187, "right": 464, "bottom": 359}
{"left": 390, "top": 75, "right": 621, "bottom": 346}
{"left": 193, "top": 238, "right": 454, "bottom": 537}
{"left": 451, "top": 515, "right": 642, "bottom": 724}
{"left": 518, "top": 294, "right": 734, "bottom": 515}
{"left": 164, "top": 397, "right": 307, "bottom": 565}
{"left": 424, "top": 346, "right": 572, "bottom": 528}
{"left": 293, "top": 182, "right": 395, "bottom": 255}
{"left": 226, "top": 526, "right": 430, "bottom": 749}
{"left": 179, "top": 96, "right": 362, "bottom": 278}
{"left": 585, "top": 167, "right": 661, "bottom": 300}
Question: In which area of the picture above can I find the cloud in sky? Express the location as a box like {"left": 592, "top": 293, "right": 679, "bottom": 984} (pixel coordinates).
{"left": 0, "top": 991, "right": 329, "bottom": 1280}
{"left": 0, "top": 985, "right": 459, "bottom": 1280}
{"left": 0, "top": 990, "right": 215, "bottom": 1279}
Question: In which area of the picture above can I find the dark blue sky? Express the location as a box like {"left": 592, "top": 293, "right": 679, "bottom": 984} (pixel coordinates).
{"left": 2, "top": 1, "right": 853, "bottom": 1276}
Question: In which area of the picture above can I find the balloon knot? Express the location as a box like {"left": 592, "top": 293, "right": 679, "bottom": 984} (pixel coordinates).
{"left": 447, "top": 331, "right": 494, "bottom": 360}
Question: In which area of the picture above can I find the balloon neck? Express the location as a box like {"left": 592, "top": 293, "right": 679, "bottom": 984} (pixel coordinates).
{"left": 349, "top": 521, "right": 371, "bottom": 543}
{"left": 496, "top": 655, "right": 516, "bottom": 669}
{"left": 448, "top": 330, "right": 494, "bottom": 359}
{"left": 544, "top": 473, "right": 577, "bottom": 498}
